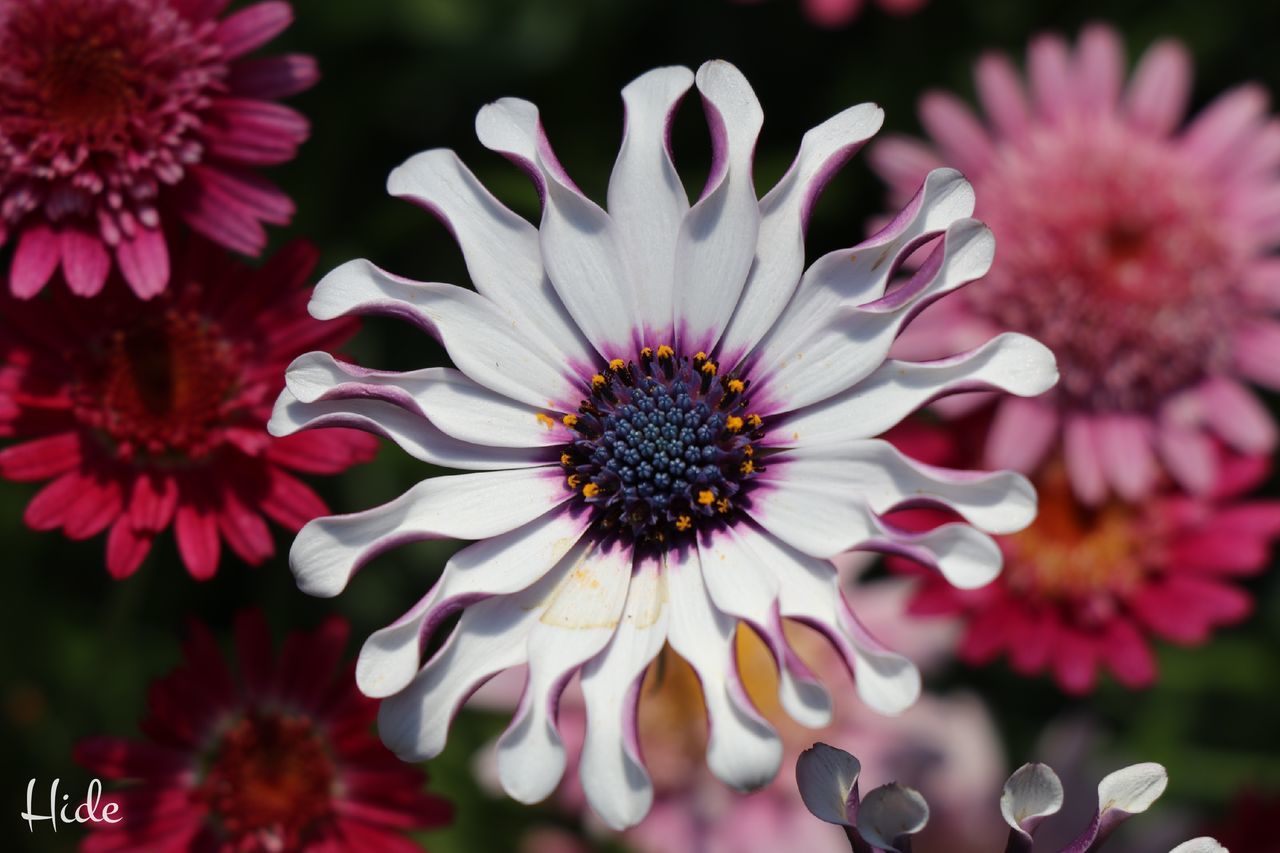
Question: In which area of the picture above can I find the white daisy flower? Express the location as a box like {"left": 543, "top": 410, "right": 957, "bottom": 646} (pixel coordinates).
{"left": 270, "top": 60, "right": 1057, "bottom": 829}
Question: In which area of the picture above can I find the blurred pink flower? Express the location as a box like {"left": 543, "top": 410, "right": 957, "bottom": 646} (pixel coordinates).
{"left": 0, "top": 0, "right": 316, "bottom": 298}
{"left": 481, "top": 576, "right": 1006, "bottom": 853}
{"left": 738, "top": 0, "right": 929, "bottom": 29}
{"left": 896, "top": 448, "right": 1280, "bottom": 694}
{"left": 872, "top": 24, "right": 1280, "bottom": 503}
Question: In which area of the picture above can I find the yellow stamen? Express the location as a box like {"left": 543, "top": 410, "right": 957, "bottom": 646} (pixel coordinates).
{"left": 700, "top": 361, "right": 717, "bottom": 376}
{"left": 675, "top": 515, "right": 692, "bottom": 531}
{"left": 641, "top": 346, "right": 654, "bottom": 358}
{"left": 656, "top": 345, "right": 674, "bottom": 359}
{"left": 740, "top": 459, "right": 755, "bottom": 474}
{"left": 694, "top": 351, "right": 708, "bottom": 361}
{"left": 746, "top": 413, "right": 763, "bottom": 429}
{"left": 725, "top": 415, "right": 744, "bottom": 432}
{"left": 727, "top": 379, "right": 745, "bottom": 393}
{"left": 743, "top": 445, "right": 754, "bottom": 457}
{"left": 563, "top": 414, "right": 578, "bottom": 427}
{"left": 567, "top": 474, "right": 581, "bottom": 489}
{"left": 583, "top": 483, "right": 600, "bottom": 498}
{"left": 536, "top": 412, "right": 555, "bottom": 429}
{"left": 609, "top": 358, "right": 626, "bottom": 371}
{"left": 716, "top": 498, "right": 731, "bottom": 514}
{"left": 560, "top": 452, "right": 573, "bottom": 465}
{"left": 592, "top": 373, "right": 607, "bottom": 388}
{"left": 697, "top": 489, "right": 715, "bottom": 506}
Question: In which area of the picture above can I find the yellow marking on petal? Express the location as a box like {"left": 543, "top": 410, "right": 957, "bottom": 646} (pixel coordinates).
{"left": 716, "top": 498, "right": 731, "bottom": 514}
{"left": 727, "top": 379, "right": 745, "bottom": 393}
{"left": 540, "top": 559, "right": 627, "bottom": 630}
{"left": 656, "top": 345, "right": 674, "bottom": 359}
{"left": 560, "top": 452, "right": 573, "bottom": 465}
{"left": 563, "top": 414, "right": 578, "bottom": 427}
{"left": 583, "top": 483, "right": 601, "bottom": 498}
{"left": 536, "top": 412, "right": 556, "bottom": 429}
{"left": 592, "top": 373, "right": 607, "bottom": 388}
{"left": 567, "top": 474, "right": 581, "bottom": 489}
{"left": 725, "top": 415, "right": 744, "bottom": 432}
{"left": 609, "top": 358, "right": 626, "bottom": 371}
{"left": 697, "top": 489, "right": 715, "bottom": 506}
{"left": 740, "top": 459, "right": 755, "bottom": 474}
{"left": 746, "top": 413, "right": 763, "bottom": 429}
{"left": 676, "top": 515, "right": 692, "bottom": 531}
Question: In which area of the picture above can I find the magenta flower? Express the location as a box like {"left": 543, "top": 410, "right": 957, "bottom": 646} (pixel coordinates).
{"left": 872, "top": 24, "right": 1280, "bottom": 502}
{"left": 0, "top": 0, "right": 316, "bottom": 299}
{"left": 736, "top": 0, "right": 928, "bottom": 30}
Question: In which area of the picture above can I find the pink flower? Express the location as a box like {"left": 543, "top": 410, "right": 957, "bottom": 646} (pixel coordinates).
{"left": 737, "top": 0, "right": 928, "bottom": 29}
{"left": 0, "top": 0, "right": 316, "bottom": 299}
{"left": 76, "top": 611, "right": 453, "bottom": 852}
{"left": 872, "top": 24, "right": 1280, "bottom": 503}
{"left": 897, "top": 447, "right": 1280, "bottom": 694}
{"left": 0, "top": 237, "right": 377, "bottom": 579}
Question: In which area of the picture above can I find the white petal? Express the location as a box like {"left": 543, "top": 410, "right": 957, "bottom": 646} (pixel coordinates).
{"left": 744, "top": 168, "right": 972, "bottom": 396}
{"left": 743, "top": 523, "right": 921, "bottom": 715}
{"left": 773, "top": 333, "right": 1058, "bottom": 446}
{"left": 288, "top": 467, "right": 567, "bottom": 597}
{"left": 754, "top": 213, "right": 994, "bottom": 413}
{"left": 309, "top": 259, "right": 580, "bottom": 408}
{"left": 1000, "top": 763, "right": 1063, "bottom": 835}
{"left": 385, "top": 148, "right": 596, "bottom": 367}
{"left": 857, "top": 784, "right": 930, "bottom": 852}
{"left": 665, "top": 547, "right": 783, "bottom": 790}
{"left": 1168, "top": 839, "right": 1227, "bottom": 853}
{"left": 284, "top": 352, "right": 573, "bottom": 448}
{"left": 356, "top": 507, "right": 592, "bottom": 698}
{"left": 1098, "top": 762, "right": 1168, "bottom": 816}
{"left": 699, "top": 526, "right": 833, "bottom": 727}
{"left": 757, "top": 439, "right": 1037, "bottom": 551}
{"left": 578, "top": 556, "right": 671, "bottom": 829}
{"left": 497, "top": 540, "right": 634, "bottom": 804}
{"left": 795, "top": 742, "right": 861, "bottom": 826}
{"left": 377, "top": 571, "right": 559, "bottom": 762}
{"left": 719, "top": 103, "right": 885, "bottom": 366}
{"left": 476, "top": 97, "right": 637, "bottom": 357}
{"left": 852, "top": 512, "right": 1004, "bottom": 591}
{"left": 673, "top": 61, "right": 763, "bottom": 354}
{"left": 270, "top": 388, "right": 549, "bottom": 470}
{"left": 608, "top": 66, "right": 694, "bottom": 342}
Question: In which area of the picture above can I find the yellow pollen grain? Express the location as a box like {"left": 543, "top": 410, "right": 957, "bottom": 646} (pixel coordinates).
{"left": 641, "top": 346, "right": 654, "bottom": 358}
{"left": 592, "top": 373, "right": 607, "bottom": 388}
{"left": 583, "top": 483, "right": 601, "bottom": 498}
{"left": 560, "top": 452, "right": 573, "bottom": 465}
{"left": 725, "top": 415, "right": 744, "bottom": 432}
{"left": 656, "top": 345, "right": 674, "bottom": 359}
{"left": 697, "top": 489, "right": 715, "bottom": 506}
{"left": 609, "top": 358, "right": 626, "bottom": 371}
{"left": 727, "top": 379, "right": 745, "bottom": 393}
{"left": 536, "top": 412, "right": 555, "bottom": 429}
{"left": 694, "top": 351, "right": 708, "bottom": 361}
{"left": 740, "top": 460, "right": 754, "bottom": 474}
{"left": 716, "top": 498, "right": 730, "bottom": 514}
{"left": 743, "top": 445, "right": 754, "bottom": 457}
{"left": 563, "top": 414, "right": 578, "bottom": 427}
{"left": 700, "top": 361, "right": 717, "bottom": 376}
{"left": 746, "top": 413, "right": 763, "bottom": 429}
{"left": 676, "top": 515, "right": 692, "bottom": 531}
{"left": 567, "top": 474, "right": 581, "bottom": 488}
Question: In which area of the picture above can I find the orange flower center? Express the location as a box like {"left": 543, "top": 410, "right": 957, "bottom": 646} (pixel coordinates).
{"left": 200, "top": 712, "right": 337, "bottom": 846}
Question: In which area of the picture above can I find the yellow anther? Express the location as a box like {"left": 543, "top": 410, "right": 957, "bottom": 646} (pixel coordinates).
{"left": 560, "top": 452, "right": 573, "bottom": 465}
{"left": 583, "top": 483, "right": 601, "bottom": 498}
{"left": 563, "top": 414, "right": 578, "bottom": 427}
{"left": 676, "top": 515, "right": 692, "bottom": 531}
{"left": 716, "top": 498, "right": 731, "bottom": 514}
{"left": 592, "top": 373, "right": 607, "bottom": 388}
{"left": 700, "top": 361, "right": 717, "bottom": 376}
{"left": 694, "top": 351, "right": 708, "bottom": 361}
{"left": 727, "top": 379, "right": 745, "bottom": 393}
{"left": 725, "top": 415, "right": 744, "bottom": 432}
{"left": 740, "top": 459, "right": 755, "bottom": 475}
{"left": 641, "top": 346, "right": 654, "bottom": 358}
{"left": 567, "top": 474, "right": 581, "bottom": 489}
{"left": 609, "top": 358, "right": 626, "bottom": 371}
{"left": 746, "top": 413, "right": 763, "bottom": 429}
{"left": 697, "top": 489, "right": 715, "bottom": 506}
{"left": 656, "top": 345, "right": 674, "bottom": 359}
{"left": 743, "top": 444, "right": 754, "bottom": 457}
{"left": 536, "top": 412, "right": 555, "bottom": 429}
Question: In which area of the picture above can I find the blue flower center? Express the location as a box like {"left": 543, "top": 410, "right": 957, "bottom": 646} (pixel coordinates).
{"left": 558, "top": 347, "right": 764, "bottom": 546}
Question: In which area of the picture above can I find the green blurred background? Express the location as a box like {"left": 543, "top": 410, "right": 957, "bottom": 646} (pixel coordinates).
{"left": 5, "top": 0, "right": 1280, "bottom": 849}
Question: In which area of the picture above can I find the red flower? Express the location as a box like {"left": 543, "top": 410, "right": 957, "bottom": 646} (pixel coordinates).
{"left": 0, "top": 237, "right": 377, "bottom": 579}
{"left": 0, "top": 0, "right": 317, "bottom": 298}
{"left": 76, "top": 611, "right": 452, "bottom": 852}
{"left": 895, "top": 448, "right": 1280, "bottom": 694}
